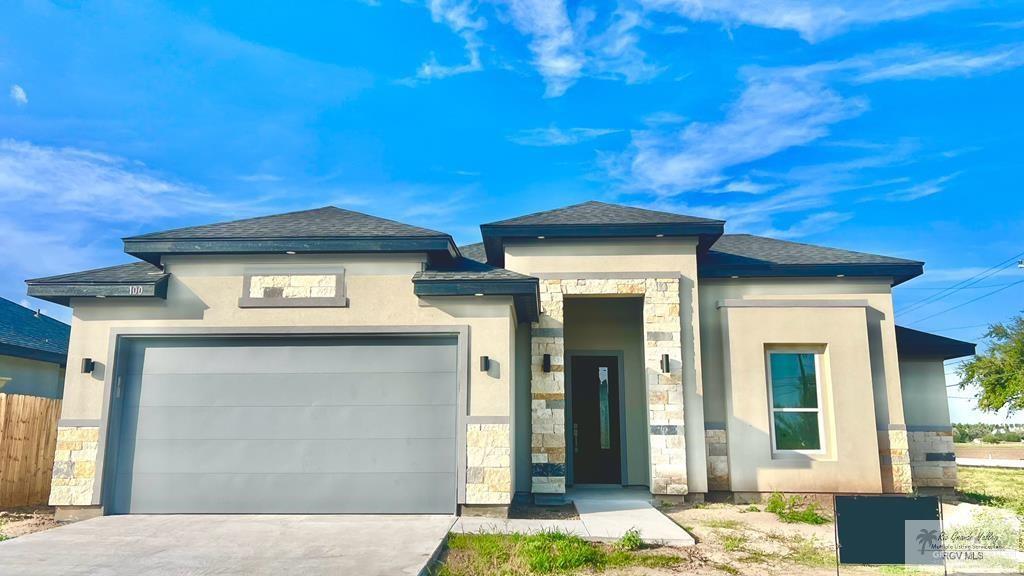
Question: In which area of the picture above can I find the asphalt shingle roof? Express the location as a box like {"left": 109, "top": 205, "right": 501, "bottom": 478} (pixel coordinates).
{"left": 0, "top": 296, "right": 70, "bottom": 360}
{"left": 415, "top": 252, "right": 535, "bottom": 282}
{"left": 486, "top": 201, "right": 724, "bottom": 227}
{"left": 128, "top": 206, "right": 449, "bottom": 240}
{"left": 27, "top": 262, "right": 167, "bottom": 285}
{"left": 458, "top": 242, "right": 487, "bottom": 263}
{"left": 705, "top": 234, "right": 922, "bottom": 267}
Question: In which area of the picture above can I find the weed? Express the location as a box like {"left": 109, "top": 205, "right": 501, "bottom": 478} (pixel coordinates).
{"left": 713, "top": 561, "right": 741, "bottom": 575}
{"left": 703, "top": 518, "right": 746, "bottom": 530}
{"left": 720, "top": 532, "right": 748, "bottom": 552}
{"left": 615, "top": 528, "right": 643, "bottom": 551}
{"left": 740, "top": 505, "right": 760, "bottom": 513}
{"left": 765, "top": 492, "right": 830, "bottom": 524}
{"left": 438, "top": 531, "right": 683, "bottom": 575}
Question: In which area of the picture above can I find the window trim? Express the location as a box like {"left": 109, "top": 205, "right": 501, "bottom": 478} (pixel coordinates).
{"left": 766, "top": 350, "right": 826, "bottom": 455}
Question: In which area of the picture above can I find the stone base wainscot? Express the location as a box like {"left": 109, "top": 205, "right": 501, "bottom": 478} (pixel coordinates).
{"left": 705, "top": 427, "right": 730, "bottom": 490}
{"left": 466, "top": 422, "right": 512, "bottom": 504}
{"left": 50, "top": 426, "right": 99, "bottom": 506}
{"left": 908, "top": 428, "right": 957, "bottom": 489}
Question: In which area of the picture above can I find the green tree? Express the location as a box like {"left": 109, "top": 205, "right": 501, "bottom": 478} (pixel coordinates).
{"left": 959, "top": 314, "right": 1024, "bottom": 414}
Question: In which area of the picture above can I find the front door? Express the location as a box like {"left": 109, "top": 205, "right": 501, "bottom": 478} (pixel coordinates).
{"left": 570, "top": 355, "right": 621, "bottom": 484}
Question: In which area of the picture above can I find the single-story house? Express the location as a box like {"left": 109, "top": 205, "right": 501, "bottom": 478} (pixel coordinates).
{"left": 26, "top": 201, "right": 975, "bottom": 519}
{"left": 0, "top": 296, "right": 70, "bottom": 399}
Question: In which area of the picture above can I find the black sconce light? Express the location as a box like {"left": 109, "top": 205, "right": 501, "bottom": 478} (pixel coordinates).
{"left": 542, "top": 354, "right": 552, "bottom": 373}
{"left": 480, "top": 356, "right": 490, "bottom": 372}
{"left": 660, "top": 354, "right": 670, "bottom": 373}
{"left": 81, "top": 358, "right": 96, "bottom": 374}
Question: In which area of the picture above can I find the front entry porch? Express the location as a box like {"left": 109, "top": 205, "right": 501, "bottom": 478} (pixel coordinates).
{"left": 529, "top": 278, "right": 696, "bottom": 498}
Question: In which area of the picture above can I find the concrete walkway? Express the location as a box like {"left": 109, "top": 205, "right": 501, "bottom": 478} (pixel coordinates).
{"left": 0, "top": 514, "right": 455, "bottom": 576}
{"left": 454, "top": 486, "right": 695, "bottom": 547}
{"left": 957, "top": 457, "right": 1024, "bottom": 469}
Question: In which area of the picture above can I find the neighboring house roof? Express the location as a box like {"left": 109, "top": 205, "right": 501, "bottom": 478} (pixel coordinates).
{"left": 458, "top": 242, "right": 487, "bottom": 264}
{"left": 26, "top": 262, "right": 169, "bottom": 306}
{"left": 480, "top": 201, "right": 725, "bottom": 267}
{"left": 701, "top": 234, "right": 924, "bottom": 286}
{"left": 413, "top": 251, "right": 540, "bottom": 322}
{"left": 0, "top": 296, "right": 70, "bottom": 366}
{"left": 896, "top": 326, "right": 976, "bottom": 360}
{"left": 123, "top": 206, "right": 459, "bottom": 264}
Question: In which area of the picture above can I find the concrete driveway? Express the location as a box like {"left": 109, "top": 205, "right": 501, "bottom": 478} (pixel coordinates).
{"left": 0, "top": 514, "right": 455, "bottom": 576}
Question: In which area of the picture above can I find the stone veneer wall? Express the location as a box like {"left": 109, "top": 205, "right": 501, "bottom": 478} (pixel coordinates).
{"left": 49, "top": 426, "right": 99, "bottom": 506}
{"left": 908, "top": 429, "right": 957, "bottom": 489}
{"left": 879, "top": 428, "right": 914, "bottom": 493}
{"left": 705, "top": 428, "right": 730, "bottom": 490}
{"left": 249, "top": 274, "right": 337, "bottom": 299}
{"left": 466, "top": 423, "right": 512, "bottom": 504}
{"left": 530, "top": 278, "right": 687, "bottom": 495}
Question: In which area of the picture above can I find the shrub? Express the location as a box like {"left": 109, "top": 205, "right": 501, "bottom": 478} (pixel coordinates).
{"left": 765, "top": 493, "right": 830, "bottom": 525}
{"left": 982, "top": 434, "right": 1001, "bottom": 444}
{"left": 616, "top": 528, "right": 643, "bottom": 551}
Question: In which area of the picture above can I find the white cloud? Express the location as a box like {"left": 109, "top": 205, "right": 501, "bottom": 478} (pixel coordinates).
{"left": 638, "top": 0, "right": 964, "bottom": 43}
{"left": 849, "top": 45, "right": 1024, "bottom": 82}
{"left": 719, "top": 178, "right": 777, "bottom": 194}
{"left": 887, "top": 172, "right": 962, "bottom": 201}
{"left": 499, "top": 0, "right": 584, "bottom": 97}
{"left": 614, "top": 70, "right": 866, "bottom": 194}
{"left": 9, "top": 84, "right": 28, "bottom": 105}
{"left": 578, "top": 6, "right": 664, "bottom": 84}
{"left": 509, "top": 126, "right": 621, "bottom": 146}
{"left": 413, "top": 0, "right": 486, "bottom": 82}
{"left": 238, "top": 173, "right": 283, "bottom": 182}
{"left": 0, "top": 139, "right": 237, "bottom": 221}
{"left": 758, "top": 211, "right": 854, "bottom": 239}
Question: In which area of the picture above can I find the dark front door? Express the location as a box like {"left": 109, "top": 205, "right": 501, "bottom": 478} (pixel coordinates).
{"left": 570, "top": 355, "right": 621, "bottom": 484}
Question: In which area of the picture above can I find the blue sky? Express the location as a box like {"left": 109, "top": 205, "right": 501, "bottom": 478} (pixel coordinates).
{"left": 1, "top": 1, "right": 1022, "bottom": 422}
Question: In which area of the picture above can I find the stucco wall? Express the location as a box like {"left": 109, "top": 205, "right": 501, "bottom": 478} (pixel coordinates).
{"left": 720, "top": 303, "right": 884, "bottom": 493}
{"left": 699, "top": 278, "right": 910, "bottom": 492}
{"left": 564, "top": 297, "right": 650, "bottom": 486}
{"left": 56, "top": 253, "right": 516, "bottom": 507}
{"left": 503, "top": 238, "right": 708, "bottom": 494}
{"left": 900, "top": 358, "right": 952, "bottom": 429}
{"left": 0, "top": 355, "right": 64, "bottom": 399}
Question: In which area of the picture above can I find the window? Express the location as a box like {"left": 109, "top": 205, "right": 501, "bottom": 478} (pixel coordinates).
{"left": 767, "top": 351, "right": 823, "bottom": 452}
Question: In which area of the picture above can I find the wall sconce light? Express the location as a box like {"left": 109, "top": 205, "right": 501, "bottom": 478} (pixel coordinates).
{"left": 660, "top": 354, "right": 670, "bottom": 373}
{"left": 82, "top": 358, "right": 96, "bottom": 374}
{"left": 480, "top": 356, "right": 490, "bottom": 371}
{"left": 542, "top": 354, "right": 552, "bottom": 373}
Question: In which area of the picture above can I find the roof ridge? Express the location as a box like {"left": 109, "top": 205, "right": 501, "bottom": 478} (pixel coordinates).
{"left": 126, "top": 205, "right": 451, "bottom": 240}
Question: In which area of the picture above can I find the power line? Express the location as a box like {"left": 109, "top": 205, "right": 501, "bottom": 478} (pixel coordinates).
{"left": 900, "top": 281, "right": 1023, "bottom": 291}
{"left": 908, "top": 279, "right": 1024, "bottom": 324}
{"left": 924, "top": 323, "right": 992, "bottom": 333}
{"left": 898, "top": 249, "right": 1024, "bottom": 316}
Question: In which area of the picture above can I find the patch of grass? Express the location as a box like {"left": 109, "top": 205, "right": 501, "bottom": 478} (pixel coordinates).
{"left": 713, "top": 561, "right": 741, "bottom": 575}
{"left": 437, "top": 531, "right": 683, "bottom": 575}
{"left": 615, "top": 528, "right": 643, "bottom": 551}
{"left": 739, "top": 505, "right": 760, "bottom": 513}
{"left": 703, "top": 518, "right": 746, "bottom": 530}
{"left": 957, "top": 466, "right": 1024, "bottom": 515}
{"left": 719, "top": 532, "right": 748, "bottom": 552}
{"left": 765, "top": 492, "right": 830, "bottom": 524}
{"left": 784, "top": 537, "right": 833, "bottom": 568}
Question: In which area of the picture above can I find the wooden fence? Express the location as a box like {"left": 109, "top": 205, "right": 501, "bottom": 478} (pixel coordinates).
{"left": 0, "top": 393, "right": 61, "bottom": 507}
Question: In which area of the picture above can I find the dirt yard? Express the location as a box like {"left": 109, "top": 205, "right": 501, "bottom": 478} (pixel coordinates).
{"left": 0, "top": 506, "right": 61, "bottom": 540}
{"left": 954, "top": 442, "right": 1024, "bottom": 460}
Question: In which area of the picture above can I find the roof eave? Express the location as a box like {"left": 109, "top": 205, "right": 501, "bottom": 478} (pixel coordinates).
{"left": 479, "top": 221, "right": 726, "bottom": 267}
{"left": 412, "top": 277, "right": 540, "bottom": 323}
{"left": 0, "top": 342, "right": 68, "bottom": 366}
{"left": 124, "top": 236, "right": 459, "bottom": 265}
{"left": 699, "top": 262, "right": 924, "bottom": 286}
{"left": 26, "top": 276, "right": 170, "bottom": 306}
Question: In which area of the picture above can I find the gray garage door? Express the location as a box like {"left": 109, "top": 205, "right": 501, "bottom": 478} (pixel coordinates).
{"left": 109, "top": 335, "right": 458, "bottom": 514}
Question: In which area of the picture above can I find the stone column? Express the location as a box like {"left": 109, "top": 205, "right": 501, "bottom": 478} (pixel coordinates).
{"left": 879, "top": 427, "right": 914, "bottom": 493}
{"left": 530, "top": 280, "right": 567, "bottom": 494}
{"left": 644, "top": 278, "right": 688, "bottom": 495}
{"left": 50, "top": 426, "right": 99, "bottom": 506}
